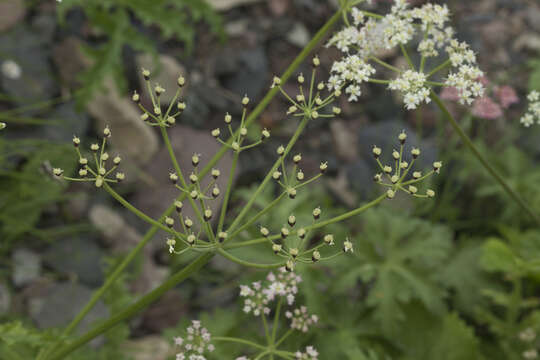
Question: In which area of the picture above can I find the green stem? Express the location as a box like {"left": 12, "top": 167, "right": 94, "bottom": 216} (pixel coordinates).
{"left": 430, "top": 91, "right": 540, "bottom": 225}
{"left": 254, "top": 351, "right": 271, "bottom": 360}
{"left": 47, "top": 253, "right": 214, "bottom": 360}
{"left": 229, "top": 192, "right": 287, "bottom": 239}
{"left": 271, "top": 297, "right": 283, "bottom": 343}
{"left": 44, "top": 11, "right": 342, "bottom": 360}
{"left": 400, "top": 44, "right": 415, "bottom": 70}
{"left": 218, "top": 152, "right": 239, "bottom": 232}
{"left": 227, "top": 117, "right": 309, "bottom": 235}
{"left": 213, "top": 336, "right": 267, "bottom": 350}
{"left": 274, "top": 328, "right": 294, "bottom": 348}
{"left": 427, "top": 58, "right": 451, "bottom": 78}
{"left": 217, "top": 248, "right": 285, "bottom": 269}
{"left": 262, "top": 313, "right": 272, "bottom": 345}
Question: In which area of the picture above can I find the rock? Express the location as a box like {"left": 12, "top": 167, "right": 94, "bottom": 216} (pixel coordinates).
{"left": 122, "top": 335, "right": 173, "bottom": 360}
{"left": 0, "top": 0, "right": 25, "bottom": 33}
{"left": 141, "top": 291, "right": 187, "bottom": 333}
{"left": 268, "top": 0, "right": 289, "bottom": 16}
{"left": 43, "top": 237, "right": 104, "bottom": 287}
{"left": 526, "top": 6, "right": 540, "bottom": 32}
{"left": 513, "top": 33, "right": 540, "bottom": 52}
{"left": 286, "top": 22, "right": 310, "bottom": 48}
{"left": 206, "top": 0, "right": 262, "bottom": 11}
{"left": 327, "top": 170, "right": 357, "bottom": 207}
{"left": 89, "top": 204, "right": 141, "bottom": 253}
{"left": 130, "top": 262, "right": 169, "bottom": 295}
{"left": 42, "top": 101, "right": 90, "bottom": 142}
{"left": 28, "top": 282, "right": 109, "bottom": 333}
{"left": 52, "top": 37, "right": 92, "bottom": 88}
{"left": 0, "top": 26, "right": 57, "bottom": 106}
{"left": 345, "top": 160, "right": 374, "bottom": 201}
{"left": 330, "top": 120, "right": 358, "bottom": 162}
{"left": 86, "top": 79, "right": 159, "bottom": 166}
{"left": 12, "top": 248, "right": 41, "bottom": 287}
{"left": 132, "top": 125, "right": 238, "bottom": 237}
{"left": 217, "top": 46, "right": 268, "bottom": 100}
{"left": 137, "top": 54, "right": 187, "bottom": 106}
{"left": 0, "top": 282, "right": 10, "bottom": 314}
{"left": 224, "top": 19, "right": 250, "bottom": 37}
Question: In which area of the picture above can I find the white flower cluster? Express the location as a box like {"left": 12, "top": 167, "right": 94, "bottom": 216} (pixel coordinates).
{"left": 285, "top": 306, "right": 319, "bottom": 332}
{"left": 295, "top": 346, "right": 319, "bottom": 360}
{"left": 520, "top": 91, "right": 540, "bottom": 127}
{"left": 327, "top": 1, "right": 484, "bottom": 107}
{"left": 389, "top": 70, "right": 431, "bottom": 109}
{"left": 240, "top": 269, "right": 302, "bottom": 316}
{"left": 174, "top": 320, "right": 214, "bottom": 360}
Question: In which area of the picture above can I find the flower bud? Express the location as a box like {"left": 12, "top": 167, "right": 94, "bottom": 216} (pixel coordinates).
{"left": 272, "top": 244, "right": 282, "bottom": 254}
{"left": 142, "top": 68, "right": 150, "bottom": 80}
{"left": 426, "top": 189, "right": 435, "bottom": 198}
{"left": 177, "top": 76, "right": 185, "bottom": 87}
{"left": 311, "top": 110, "right": 319, "bottom": 119}
{"left": 289, "top": 248, "right": 299, "bottom": 258}
{"left": 79, "top": 168, "right": 87, "bottom": 177}
{"left": 232, "top": 142, "right": 240, "bottom": 152}
{"left": 272, "top": 171, "right": 282, "bottom": 180}
{"left": 297, "top": 73, "right": 305, "bottom": 84}
{"left": 287, "top": 105, "right": 297, "bottom": 114}
{"left": 333, "top": 107, "right": 341, "bottom": 115}
{"left": 272, "top": 76, "right": 281, "bottom": 87}
{"left": 218, "top": 232, "right": 227, "bottom": 243}
{"left": 184, "top": 218, "right": 193, "bottom": 228}
{"left": 312, "top": 250, "right": 321, "bottom": 262}
{"left": 79, "top": 157, "right": 88, "bottom": 165}
{"left": 260, "top": 227, "right": 270, "bottom": 237}
{"left": 408, "top": 185, "right": 418, "bottom": 194}
{"left": 391, "top": 175, "right": 399, "bottom": 184}
{"left": 343, "top": 239, "right": 354, "bottom": 253}
{"left": 91, "top": 143, "right": 99, "bottom": 152}
{"left": 113, "top": 156, "right": 121, "bottom": 165}
{"left": 154, "top": 107, "right": 161, "bottom": 115}
{"left": 167, "top": 116, "right": 176, "bottom": 125}
{"left": 298, "top": 228, "right": 306, "bottom": 239}
{"left": 288, "top": 215, "right": 296, "bottom": 227}
{"left": 296, "top": 170, "right": 304, "bottom": 181}
{"left": 53, "top": 168, "right": 63, "bottom": 176}
{"left": 261, "top": 128, "right": 270, "bottom": 139}
{"left": 324, "top": 234, "right": 334, "bottom": 245}
{"left": 313, "top": 207, "right": 321, "bottom": 219}
{"left": 383, "top": 166, "right": 392, "bottom": 174}
{"left": 372, "top": 146, "right": 381, "bottom": 158}
{"left": 155, "top": 84, "right": 165, "bottom": 96}
{"left": 211, "top": 169, "right": 220, "bottom": 179}
{"left": 296, "top": 94, "right": 305, "bottom": 102}
{"left": 95, "top": 177, "right": 103, "bottom": 188}
{"left": 287, "top": 187, "right": 297, "bottom": 199}
{"left": 411, "top": 148, "right": 420, "bottom": 158}
{"left": 101, "top": 152, "right": 109, "bottom": 161}
{"left": 277, "top": 145, "right": 285, "bottom": 156}
{"left": 400, "top": 161, "right": 408, "bottom": 169}
{"left": 413, "top": 171, "right": 422, "bottom": 179}
{"left": 175, "top": 200, "right": 183, "bottom": 212}
{"left": 319, "top": 162, "right": 328, "bottom": 174}
{"left": 141, "top": 113, "right": 149, "bottom": 121}
{"left": 285, "top": 259, "right": 294, "bottom": 272}
{"left": 293, "top": 154, "right": 302, "bottom": 164}
{"left": 169, "top": 173, "right": 178, "bottom": 184}
{"left": 132, "top": 91, "right": 140, "bottom": 103}
{"left": 190, "top": 190, "right": 199, "bottom": 200}
{"left": 398, "top": 131, "right": 407, "bottom": 144}
{"left": 98, "top": 167, "right": 106, "bottom": 176}
{"left": 386, "top": 189, "right": 395, "bottom": 199}
{"left": 187, "top": 234, "right": 196, "bottom": 245}
{"left": 433, "top": 161, "right": 442, "bottom": 173}
{"left": 177, "top": 102, "right": 186, "bottom": 110}
{"left": 281, "top": 227, "right": 289, "bottom": 238}
{"left": 72, "top": 136, "right": 80, "bottom": 147}
{"left": 189, "top": 173, "right": 198, "bottom": 184}
{"left": 315, "top": 97, "right": 323, "bottom": 105}
{"left": 373, "top": 173, "right": 382, "bottom": 182}
{"left": 204, "top": 209, "right": 212, "bottom": 221}
{"left": 240, "top": 127, "right": 247, "bottom": 136}
{"left": 224, "top": 113, "right": 232, "bottom": 124}
{"left": 212, "top": 186, "right": 220, "bottom": 198}
{"left": 242, "top": 95, "right": 250, "bottom": 106}
{"left": 312, "top": 56, "right": 320, "bottom": 67}
{"left": 165, "top": 216, "right": 174, "bottom": 228}
{"left": 392, "top": 150, "right": 400, "bottom": 160}
{"left": 192, "top": 154, "right": 200, "bottom": 167}
{"left": 116, "top": 172, "right": 125, "bottom": 182}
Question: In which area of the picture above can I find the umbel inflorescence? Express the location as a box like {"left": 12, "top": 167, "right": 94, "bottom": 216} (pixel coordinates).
{"left": 174, "top": 269, "right": 320, "bottom": 360}
{"left": 327, "top": 0, "right": 485, "bottom": 109}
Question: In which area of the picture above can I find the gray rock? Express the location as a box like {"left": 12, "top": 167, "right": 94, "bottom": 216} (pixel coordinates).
{"left": 42, "top": 101, "right": 90, "bottom": 143}
{"left": 0, "top": 282, "right": 10, "bottom": 314}
{"left": 43, "top": 237, "right": 104, "bottom": 287}
{"left": 86, "top": 79, "right": 159, "bottom": 166}
{"left": 89, "top": 204, "right": 140, "bottom": 252}
{"left": 218, "top": 46, "right": 268, "bottom": 100}
{"left": 12, "top": 248, "right": 41, "bottom": 287}
{"left": 0, "top": 25, "right": 57, "bottom": 106}
{"left": 0, "top": 0, "right": 25, "bottom": 33}
{"left": 330, "top": 120, "right": 358, "bottom": 162}
{"left": 52, "top": 37, "right": 92, "bottom": 88}
{"left": 526, "top": 6, "right": 540, "bottom": 32}
{"left": 29, "top": 282, "right": 108, "bottom": 333}
{"left": 286, "top": 22, "right": 310, "bottom": 48}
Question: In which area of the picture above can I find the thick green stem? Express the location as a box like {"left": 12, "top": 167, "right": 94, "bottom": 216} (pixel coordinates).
{"left": 47, "top": 253, "right": 214, "bottom": 360}
{"left": 44, "top": 10, "right": 342, "bottom": 360}
{"left": 430, "top": 91, "right": 540, "bottom": 225}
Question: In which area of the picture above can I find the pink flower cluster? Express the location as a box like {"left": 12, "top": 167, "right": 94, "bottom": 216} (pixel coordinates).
{"left": 440, "top": 77, "right": 519, "bottom": 120}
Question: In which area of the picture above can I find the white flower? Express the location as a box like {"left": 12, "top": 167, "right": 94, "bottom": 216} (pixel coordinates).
{"left": 295, "top": 346, "right": 319, "bottom": 359}
{"left": 520, "top": 90, "right": 540, "bottom": 127}
{"left": 174, "top": 321, "right": 213, "bottom": 360}
{"left": 286, "top": 306, "right": 318, "bottom": 333}
{"left": 389, "top": 70, "right": 431, "bottom": 110}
